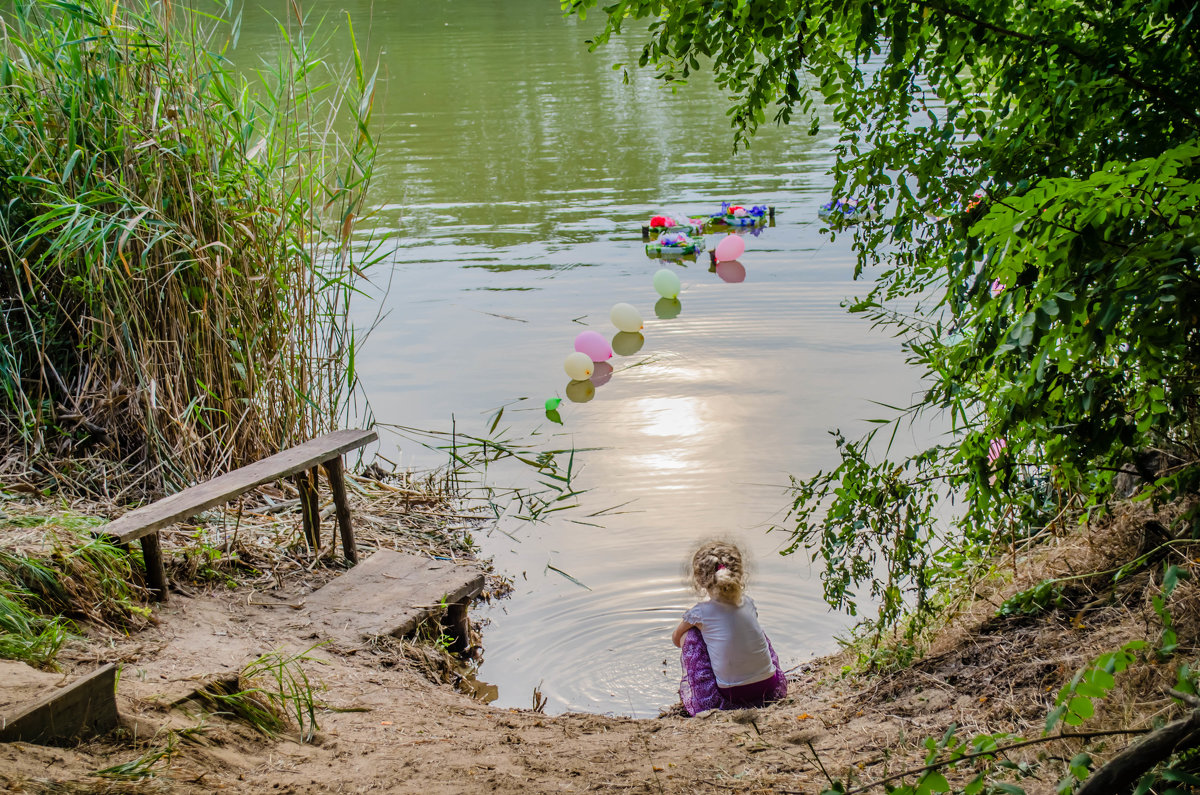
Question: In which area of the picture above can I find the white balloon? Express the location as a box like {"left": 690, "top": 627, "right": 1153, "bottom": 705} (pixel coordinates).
{"left": 610, "top": 302, "right": 644, "bottom": 333}
{"left": 563, "top": 351, "right": 594, "bottom": 381}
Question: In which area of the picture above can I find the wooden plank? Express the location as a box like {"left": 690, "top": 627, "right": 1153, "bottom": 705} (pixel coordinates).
{"left": 0, "top": 663, "right": 119, "bottom": 744}
{"left": 325, "top": 456, "right": 358, "bottom": 564}
{"left": 300, "top": 549, "right": 483, "bottom": 643}
{"left": 101, "top": 429, "right": 377, "bottom": 544}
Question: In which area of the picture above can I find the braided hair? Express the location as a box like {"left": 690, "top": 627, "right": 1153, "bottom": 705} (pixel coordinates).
{"left": 690, "top": 540, "right": 746, "bottom": 606}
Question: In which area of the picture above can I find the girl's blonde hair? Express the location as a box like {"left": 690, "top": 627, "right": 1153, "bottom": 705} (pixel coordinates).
{"left": 690, "top": 540, "right": 746, "bottom": 605}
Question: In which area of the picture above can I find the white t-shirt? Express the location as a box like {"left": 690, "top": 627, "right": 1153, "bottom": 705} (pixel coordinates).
{"left": 682, "top": 596, "right": 775, "bottom": 688}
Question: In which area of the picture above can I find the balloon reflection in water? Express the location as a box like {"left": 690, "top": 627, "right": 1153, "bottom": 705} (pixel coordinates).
{"left": 654, "top": 297, "right": 682, "bottom": 319}
{"left": 565, "top": 379, "right": 596, "bottom": 403}
{"left": 612, "top": 332, "right": 645, "bottom": 357}
{"left": 715, "top": 260, "right": 746, "bottom": 283}
{"left": 590, "top": 361, "right": 614, "bottom": 387}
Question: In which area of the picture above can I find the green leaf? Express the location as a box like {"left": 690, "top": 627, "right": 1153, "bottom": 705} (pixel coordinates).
{"left": 915, "top": 771, "right": 950, "bottom": 794}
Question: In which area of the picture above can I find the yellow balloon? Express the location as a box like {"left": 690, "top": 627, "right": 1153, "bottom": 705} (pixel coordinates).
{"left": 563, "top": 351, "right": 594, "bottom": 381}
{"left": 610, "top": 302, "right": 644, "bottom": 333}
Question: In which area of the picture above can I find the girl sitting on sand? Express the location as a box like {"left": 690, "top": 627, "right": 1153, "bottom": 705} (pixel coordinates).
{"left": 672, "top": 540, "right": 787, "bottom": 716}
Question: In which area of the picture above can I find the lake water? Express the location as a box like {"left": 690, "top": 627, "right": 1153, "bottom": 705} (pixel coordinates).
{"left": 237, "top": 0, "right": 927, "bottom": 716}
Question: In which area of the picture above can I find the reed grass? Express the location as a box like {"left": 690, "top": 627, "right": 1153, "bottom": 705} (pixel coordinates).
{"left": 196, "top": 645, "right": 326, "bottom": 741}
{"left": 0, "top": 0, "right": 381, "bottom": 499}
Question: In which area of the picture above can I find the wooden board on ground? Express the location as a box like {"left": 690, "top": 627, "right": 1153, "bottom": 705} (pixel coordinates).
{"left": 299, "top": 549, "right": 484, "bottom": 644}
{"left": 0, "top": 662, "right": 118, "bottom": 744}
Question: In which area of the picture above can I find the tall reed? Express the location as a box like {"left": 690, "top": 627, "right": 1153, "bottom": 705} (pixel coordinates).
{"left": 0, "top": 0, "right": 381, "bottom": 498}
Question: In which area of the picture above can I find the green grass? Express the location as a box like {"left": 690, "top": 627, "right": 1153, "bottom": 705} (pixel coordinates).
{"left": 196, "top": 645, "right": 327, "bottom": 741}
{"left": 0, "top": 0, "right": 382, "bottom": 500}
{"left": 0, "top": 515, "right": 157, "bottom": 667}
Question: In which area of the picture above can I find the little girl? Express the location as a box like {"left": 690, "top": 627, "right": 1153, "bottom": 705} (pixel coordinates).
{"left": 673, "top": 540, "right": 787, "bottom": 716}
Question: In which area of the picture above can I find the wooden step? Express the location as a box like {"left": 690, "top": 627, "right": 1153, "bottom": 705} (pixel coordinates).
{"left": 0, "top": 661, "right": 118, "bottom": 745}
{"left": 298, "top": 550, "right": 484, "bottom": 649}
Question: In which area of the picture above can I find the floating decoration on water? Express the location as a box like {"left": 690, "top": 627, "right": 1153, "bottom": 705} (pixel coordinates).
{"left": 654, "top": 297, "right": 682, "bottom": 320}
{"left": 645, "top": 232, "right": 704, "bottom": 257}
{"left": 612, "top": 331, "right": 645, "bottom": 357}
{"left": 563, "top": 351, "right": 594, "bottom": 381}
{"left": 574, "top": 330, "right": 613, "bottom": 362}
{"left": 715, "top": 260, "right": 746, "bottom": 283}
{"left": 566, "top": 379, "right": 596, "bottom": 404}
{"left": 610, "top": 302, "right": 644, "bottom": 333}
{"left": 652, "top": 268, "right": 682, "bottom": 299}
{"left": 710, "top": 202, "right": 770, "bottom": 227}
{"left": 545, "top": 398, "right": 562, "bottom": 411}
{"left": 714, "top": 234, "right": 745, "bottom": 262}
{"left": 590, "top": 361, "right": 614, "bottom": 387}
{"left": 645, "top": 215, "right": 706, "bottom": 236}
{"left": 817, "top": 198, "right": 880, "bottom": 224}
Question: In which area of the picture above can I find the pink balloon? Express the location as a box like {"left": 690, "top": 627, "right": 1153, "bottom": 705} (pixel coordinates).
{"left": 574, "top": 330, "right": 613, "bottom": 362}
{"left": 715, "top": 260, "right": 746, "bottom": 283}
{"left": 714, "top": 234, "right": 745, "bottom": 262}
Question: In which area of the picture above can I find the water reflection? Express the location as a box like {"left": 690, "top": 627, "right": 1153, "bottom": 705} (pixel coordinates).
{"left": 654, "top": 298, "right": 682, "bottom": 319}
{"left": 611, "top": 332, "right": 645, "bottom": 357}
{"left": 565, "top": 379, "right": 596, "bottom": 403}
{"left": 714, "top": 260, "right": 747, "bottom": 283}
{"left": 590, "top": 361, "right": 614, "bottom": 387}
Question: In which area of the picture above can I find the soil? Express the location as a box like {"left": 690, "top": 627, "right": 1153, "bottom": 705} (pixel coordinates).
{"left": 2, "top": 494, "right": 1197, "bottom": 794}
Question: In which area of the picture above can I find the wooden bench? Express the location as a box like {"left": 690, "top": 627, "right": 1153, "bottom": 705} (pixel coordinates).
{"left": 101, "top": 428, "right": 378, "bottom": 601}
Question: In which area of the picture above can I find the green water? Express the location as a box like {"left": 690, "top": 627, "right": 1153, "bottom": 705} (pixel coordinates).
{"left": 235, "top": 0, "right": 926, "bottom": 716}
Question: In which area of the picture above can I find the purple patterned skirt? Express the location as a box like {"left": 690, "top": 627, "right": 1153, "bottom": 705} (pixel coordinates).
{"left": 678, "top": 628, "right": 787, "bottom": 716}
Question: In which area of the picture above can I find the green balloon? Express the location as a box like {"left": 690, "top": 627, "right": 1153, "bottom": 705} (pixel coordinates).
{"left": 653, "top": 268, "right": 682, "bottom": 299}
{"left": 654, "top": 297, "right": 682, "bottom": 320}
{"left": 612, "top": 331, "right": 645, "bottom": 356}
{"left": 545, "top": 397, "right": 562, "bottom": 411}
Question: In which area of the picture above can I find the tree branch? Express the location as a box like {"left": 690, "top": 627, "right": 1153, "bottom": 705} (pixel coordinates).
{"left": 843, "top": 729, "right": 1149, "bottom": 794}
{"left": 914, "top": 0, "right": 1200, "bottom": 129}
{"left": 1075, "top": 708, "right": 1200, "bottom": 795}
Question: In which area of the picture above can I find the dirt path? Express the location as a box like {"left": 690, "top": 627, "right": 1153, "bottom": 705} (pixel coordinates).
{"left": 3, "top": 498, "right": 1192, "bottom": 794}
{"left": 0, "top": 569, "right": 1102, "bottom": 795}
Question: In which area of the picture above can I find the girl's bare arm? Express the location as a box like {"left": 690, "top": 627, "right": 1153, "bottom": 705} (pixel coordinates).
{"left": 672, "top": 620, "right": 696, "bottom": 647}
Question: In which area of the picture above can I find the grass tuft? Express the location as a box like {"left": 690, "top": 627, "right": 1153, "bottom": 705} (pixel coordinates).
{"left": 196, "top": 644, "right": 327, "bottom": 741}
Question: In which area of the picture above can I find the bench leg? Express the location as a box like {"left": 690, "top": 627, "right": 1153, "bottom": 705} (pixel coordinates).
{"left": 325, "top": 455, "right": 358, "bottom": 565}
{"left": 442, "top": 600, "right": 470, "bottom": 655}
{"left": 293, "top": 470, "right": 320, "bottom": 553}
{"left": 140, "top": 532, "right": 168, "bottom": 602}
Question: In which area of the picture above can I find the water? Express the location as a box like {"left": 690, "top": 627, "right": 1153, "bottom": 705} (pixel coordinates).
{"left": 235, "top": 0, "right": 928, "bottom": 716}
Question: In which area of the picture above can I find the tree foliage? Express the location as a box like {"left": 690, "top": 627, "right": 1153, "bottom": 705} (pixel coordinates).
{"left": 563, "top": 0, "right": 1200, "bottom": 631}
